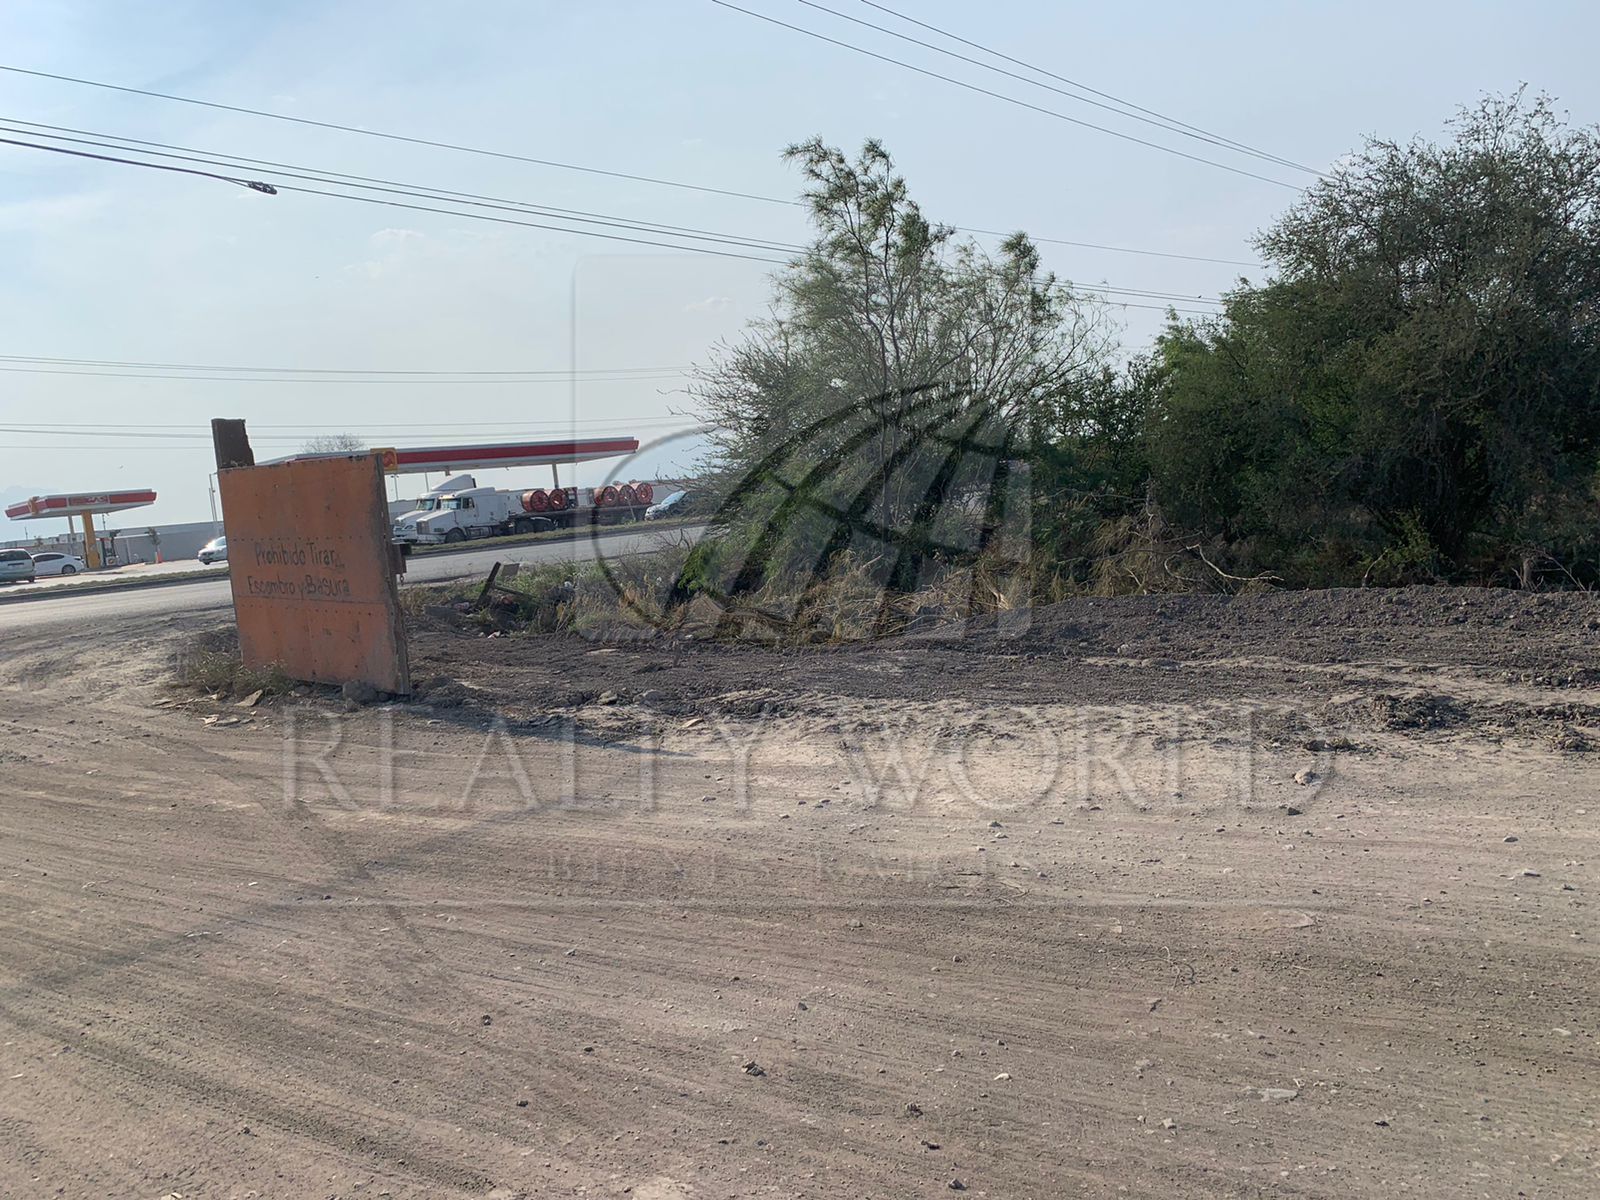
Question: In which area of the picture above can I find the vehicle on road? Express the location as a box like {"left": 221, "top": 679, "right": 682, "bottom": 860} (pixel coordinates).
{"left": 29, "top": 551, "right": 86, "bottom": 576}
{"left": 391, "top": 473, "right": 656, "bottom": 545}
{"left": 198, "top": 536, "right": 228, "bottom": 564}
{"left": 644, "top": 489, "right": 687, "bottom": 520}
{"left": 0, "top": 548, "right": 37, "bottom": 584}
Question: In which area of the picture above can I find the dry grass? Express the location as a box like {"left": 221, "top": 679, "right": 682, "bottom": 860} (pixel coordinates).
{"left": 398, "top": 506, "right": 1286, "bottom": 648}
{"left": 1081, "top": 503, "right": 1279, "bottom": 597}
{"left": 403, "top": 544, "right": 1040, "bottom": 645}
{"left": 176, "top": 649, "right": 292, "bottom": 698}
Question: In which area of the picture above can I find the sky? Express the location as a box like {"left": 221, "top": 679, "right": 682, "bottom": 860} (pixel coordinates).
{"left": 1, "top": 0, "right": 1595, "bottom": 530}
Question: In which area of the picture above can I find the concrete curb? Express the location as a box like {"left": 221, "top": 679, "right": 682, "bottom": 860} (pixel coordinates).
{"left": 0, "top": 568, "right": 230, "bottom": 605}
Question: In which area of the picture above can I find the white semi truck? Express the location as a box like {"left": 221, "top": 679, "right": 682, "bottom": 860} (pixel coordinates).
{"left": 391, "top": 474, "right": 656, "bottom": 545}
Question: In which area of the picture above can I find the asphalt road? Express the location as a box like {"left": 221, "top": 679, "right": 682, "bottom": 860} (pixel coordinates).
{"left": 8, "top": 558, "right": 228, "bottom": 593}
{"left": 0, "top": 525, "right": 701, "bottom": 633}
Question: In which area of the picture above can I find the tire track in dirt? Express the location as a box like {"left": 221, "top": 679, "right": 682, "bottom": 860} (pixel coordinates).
{"left": 0, "top": 991, "right": 497, "bottom": 1195}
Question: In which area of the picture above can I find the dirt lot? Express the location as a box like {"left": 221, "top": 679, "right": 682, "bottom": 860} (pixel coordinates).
{"left": 1, "top": 586, "right": 1596, "bottom": 1198}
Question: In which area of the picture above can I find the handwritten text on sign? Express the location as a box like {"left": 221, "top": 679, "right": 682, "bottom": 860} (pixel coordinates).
{"left": 243, "top": 537, "right": 355, "bottom": 601}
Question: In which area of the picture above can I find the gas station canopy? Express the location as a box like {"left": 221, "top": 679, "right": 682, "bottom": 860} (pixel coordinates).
{"left": 5, "top": 489, "right": 158, "bottom": 521}
{"left": 5, "top": 489, "right": 158, "bottom": 570}
{"left": 385, "top": 436, "right": 639, "bottom": 473}
{"left": 261, "top": 437, "right": 640, "bottom": 475}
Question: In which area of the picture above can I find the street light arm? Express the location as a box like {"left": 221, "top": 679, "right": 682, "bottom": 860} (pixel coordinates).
{"left": 0, "top": 135, "right": 278, "bottom": 193}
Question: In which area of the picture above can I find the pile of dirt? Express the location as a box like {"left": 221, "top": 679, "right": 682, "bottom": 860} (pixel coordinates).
{"left": 1009, "top": 584, "right": 1600, "bottom": 674}
{"left": 1330, "top": 692, "right": 1472, "bottom": 731}
{"left": 400, "top": 585, "right": 1600, "bottom": 748}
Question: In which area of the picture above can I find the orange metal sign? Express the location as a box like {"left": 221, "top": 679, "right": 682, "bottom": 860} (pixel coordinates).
{"left": 218, "top": 453, "right": 409, "bottom": 694}
{"left": 375, "top": 446, "right": 399, "bottom": 472}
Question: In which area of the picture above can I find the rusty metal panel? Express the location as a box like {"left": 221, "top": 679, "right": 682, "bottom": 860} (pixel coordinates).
{"left": 218, "top": 453, "right": 409, "bottom": 694}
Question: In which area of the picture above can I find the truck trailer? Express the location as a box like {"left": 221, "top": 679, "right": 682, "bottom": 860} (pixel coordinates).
{"left": 391, "top": 474, "right": 656, "bottom": 545}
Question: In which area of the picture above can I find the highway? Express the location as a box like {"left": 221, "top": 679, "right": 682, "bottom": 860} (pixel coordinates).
{"left": 0, "top": 525, "right": 701, "bottom": 633}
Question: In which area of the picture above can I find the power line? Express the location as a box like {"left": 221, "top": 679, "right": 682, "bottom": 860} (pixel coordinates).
{"left": 0, "top": 420, "right": 693, "bottom": 443}
{"left": 0, "top": 426, "right": 301, "bottom": 441}
{"left": 0, "top": 433, "right": 687, "bottom": 445}
{"left": 1083, "top": 299, "right": 1217, "bottom": 316}
{"left": 0, "top": 365, "right": 690, "bottom": 385}
{"left": 2, "top": 118, "right": 1246, "bottom": 278}
{"left": 961, "top": 230, "right": 1256, "bottom": 269}
{"left": 0, "top": 437, "right": 696, "bottom": 452}
{"left": 276, "top": 181, "right": 789, "bottom": 264}
{"left": 856, "top": 0, "right": 1323, "bottom": 177}
{"left": 0, "top": 64, "right": 793, "bottom": 207}
{"left": 794, "top": 0, "right": 1320, "bottom": 176}
{"left": 708, "top": 1, "right": 1300, "bottom": 189}
{"left": 0, "top": 118, "right": 804, "bottom": 256}
{"left": 1069, "top": 284, "right": 1221, "bottom": 305}
{"left": 0, "top": 63, "right": 1263, "bottom": 267}
{"left": 0, "top": 351, "right": 689, "bottom": 377}
{"left": 2, "top": 121, "right": 1228, "bottom": 304}
{"left": 3, "top": 417, "right": 692, "bottom": 430}
{"left": 0, "top": 131, "right": 790, "bottom": 265}
{"left": 0, "top": 444, "right": 212, "bottom": 451}
{"left": 267, "top": 187, "right": 1219, "bottom": 300}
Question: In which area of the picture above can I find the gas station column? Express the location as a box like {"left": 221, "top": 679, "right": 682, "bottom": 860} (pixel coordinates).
{"left": 80, "top": 511, "right": 101, "bottom": 569}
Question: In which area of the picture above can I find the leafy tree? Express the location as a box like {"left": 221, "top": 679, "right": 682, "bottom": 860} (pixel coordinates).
{"left": 691, "top": 139, "right": 1116, "bottom": 599}
{"left": 699, "top": 138, "right": 1112, "bottom": 444}
{"left": 1148, "top": 92, "right": 1600, "bottom": 584}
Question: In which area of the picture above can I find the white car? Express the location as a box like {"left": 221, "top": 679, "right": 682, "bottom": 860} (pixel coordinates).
{"left": 30, "top": 551, "right": 86, "bottom": 576}
{"left": 198, "top": 536, "right": 228, "bottom": 564}
{"left": 644, "top": 490, "right": 688, "bottom": 520}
